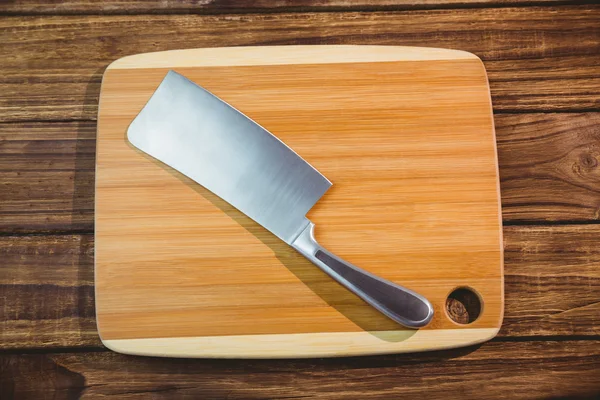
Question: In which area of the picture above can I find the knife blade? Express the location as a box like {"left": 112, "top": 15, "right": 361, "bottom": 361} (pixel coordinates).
{"left": 128, "top": 70, "right": 433, "bottom": 328}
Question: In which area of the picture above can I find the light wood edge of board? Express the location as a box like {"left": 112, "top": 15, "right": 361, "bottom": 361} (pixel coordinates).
{"left": 105, "top": 45, "right": 480, "bottom": 70}
{"left": 100, "top": 328, "right": 499, "bottom": 359}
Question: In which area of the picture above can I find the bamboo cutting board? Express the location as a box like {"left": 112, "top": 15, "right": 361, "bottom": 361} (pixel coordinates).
{"left": 95, "top": 46, "right": 503, "bottom": 358}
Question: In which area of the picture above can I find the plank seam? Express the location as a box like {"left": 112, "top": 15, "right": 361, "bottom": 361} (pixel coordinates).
{"left": 0, "top": 1, "right": 597, "bottom": 16}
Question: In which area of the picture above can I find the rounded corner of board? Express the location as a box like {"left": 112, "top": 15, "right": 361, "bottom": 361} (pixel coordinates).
{"left": 96, "top": 328, "right": 133, "bottom": 355}
{"left": 99, "top": 337, "right": 165, "bottom": 358}
{"left": 471, "top": 327, "right": 501, "bottom": 347}
{"left": 448, "top": 48, "right": 483, "bottom": 61}
{"left": 98, "top": 337, "right": 127, "bottom": 354}
{"left": 105, "top": 53, "right": 154, "bottom": 71}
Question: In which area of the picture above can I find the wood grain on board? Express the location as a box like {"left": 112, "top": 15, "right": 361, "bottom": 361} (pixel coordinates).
{"left": 2, "top": 113, "right": 599, "bottom": 234}
{"left": 1, "top": 341, "right": 600, "bottom": 399}
{"left": 1, "top": 6, "right": 599, "bottom": 122}
{"left": 0, "top": 0, "right": 580, "bottom": 14}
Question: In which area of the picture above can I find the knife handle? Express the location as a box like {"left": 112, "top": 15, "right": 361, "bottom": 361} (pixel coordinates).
{"left": 291, "top": 221, "right": 434, "bottom": 329}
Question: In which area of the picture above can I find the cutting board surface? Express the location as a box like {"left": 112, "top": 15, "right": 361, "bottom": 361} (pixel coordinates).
{"left": 95, "top": 46, "right": 503, "bottom": 358}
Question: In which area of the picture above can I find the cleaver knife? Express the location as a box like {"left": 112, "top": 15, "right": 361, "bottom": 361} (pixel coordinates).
{"left": 127, "top": 70, "right": 434, "bottom": 328}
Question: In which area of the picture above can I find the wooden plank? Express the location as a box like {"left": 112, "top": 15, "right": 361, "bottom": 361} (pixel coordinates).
{"left": 0, "top": 6, "right": 599, "bottom": 122}
{"left": 1, "top": 341, "right": 600, "bottom": 399}
{"left": 0, "top": 0, "right": 580, "bottom": 15}
{"left": 0, "top": 234, "right": 100, "bottom": 349}
{"left": 501, "top": 225, "right": 600, "bottom": 337}
{"left": 1, "top": 225, "right": 599, "bottom": 350}
{"left": 0, "top": 122, "right": 95, "bottom": 233}
{"left": 2, "top": 113, "right": 599, "bottom": 234}
{"left": 497, "top": 113, "right": 600, "bottom": 222}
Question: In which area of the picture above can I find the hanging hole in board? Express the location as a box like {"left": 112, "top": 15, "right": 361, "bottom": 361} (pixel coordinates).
{"left": 445, "top": 287, "right": 482, "bottom": 324}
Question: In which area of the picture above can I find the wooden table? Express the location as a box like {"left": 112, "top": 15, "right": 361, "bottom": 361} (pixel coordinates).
{"left": 1, "top": 1, "right": 599, "bottom": 399}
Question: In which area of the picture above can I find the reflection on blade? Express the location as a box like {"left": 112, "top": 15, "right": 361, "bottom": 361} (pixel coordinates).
{"left": 127, "top": 71, "right": 332, "bottom": 244}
